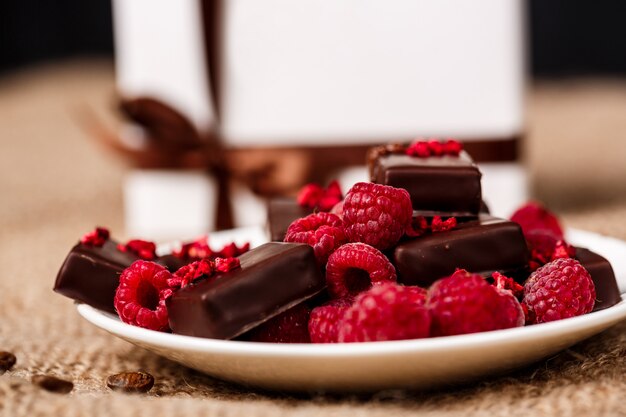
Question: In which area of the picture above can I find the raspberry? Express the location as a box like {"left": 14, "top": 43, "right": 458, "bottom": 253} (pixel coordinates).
{"left": 308, "top": 297, "right": 354, "bottom": 343}
{"left": 297, "top": 180, "right": 343, "bottom": 212}
{"left": 493, "top": 271, "right": 524, "bottom": 299}
{"left": 114, "top": 261, "right": 172, "bottom": 331}
{"left": 428, "top": 269, "right": 525, "bottom": 337}
{"left": 80, "top": 227, "right": 110, "bottom": 246}
{"left": 330, "top": 200, "right": 344, "bottom": 218}
{"left": 337, "top": 283, "right": 430, "bottom": 342}
{"left": 511, "top": 202, "right": 564, "bottom": 239}
{"left": 325, "top": 243, "right": 397, "bottom": 298}
{"left": 247, "top": 304, "right": 311, "bottom": 343}
{"left": 342, "top": 182, "right": 412, "bottom": 250}
{"left": 526, "top": 230, "right": 575, "bottom": 271}
{"left": 117, "top": 239, "right": 157, "bottom": 260}
{"left": 523, "top": 258, "right": 596, "bottom": 324}
{"left": 284, "top": 212, "right": 346, "bottom": 264}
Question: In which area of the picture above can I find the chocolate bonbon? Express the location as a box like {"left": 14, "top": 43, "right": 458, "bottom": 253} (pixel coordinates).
{"left": 166, "top": 242, "right": 325, "bottom": 339}
{"left": 54, "top": 239, "right": 139, "bottom": 314}
{"left": 369, "top": 150, "right": 482, "bottom": 214}
{"left": 393, "top": 216, "right": 528, "bottom": 287}
{"left": 575, "top": 247, "right": 621, "bottom": 311}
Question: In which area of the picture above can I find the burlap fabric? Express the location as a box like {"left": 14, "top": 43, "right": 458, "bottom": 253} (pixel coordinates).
{"left": 1, "top": 61, "right": 625, "bottom": 416}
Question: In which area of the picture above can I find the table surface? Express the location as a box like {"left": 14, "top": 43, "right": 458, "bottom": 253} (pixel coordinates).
{"left": 1, "top": 60, "right": 625, "bottom": 416}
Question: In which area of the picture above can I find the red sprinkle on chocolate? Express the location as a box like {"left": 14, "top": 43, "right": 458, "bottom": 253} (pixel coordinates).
{"left": 168, "top": 259, "right": 215, "bottom": 290}
{"left": 406, "top": 139, "right": 463, "bottom": 158}
{"left": 80, "top": 227, "right": 110, "bottom": 247}
{"left": 214, "top": 257, "right": 241, "bottom": 273}
{"left": 117, "top": 239, "right": 157, "bottom": 260}
{"left": 297, "top": 180, "right": 343, "bottom": 212}
{"left": 431, "top": 216, "right": 457, "bottom": 233}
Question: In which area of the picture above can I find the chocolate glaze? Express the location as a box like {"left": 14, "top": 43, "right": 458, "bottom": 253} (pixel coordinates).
{"left": 575, "top": 247, "right": 621, "bottom": 311}
{"left": 370, "top": 151, "right": 482, "bottom": 214}
{"left": 53, "top": 240, "right": 139, "bottom": 314}
{"left": 166, "top": 242, "right": 325, "bottom": 339}
{"left": 267, "top": 198, "right": 315, "bottom": 241}
{"left": 393, "top": 215, "right": 529, "bottom": 287}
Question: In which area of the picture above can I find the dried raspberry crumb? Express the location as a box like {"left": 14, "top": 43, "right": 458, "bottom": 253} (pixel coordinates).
{"left": 428, "top": 269, "right": 525, "bottom": 336}
{"left": 114, "top": 261, "right": 172, "bottom": 331}
{"left": 325, "top": 242, "right": 397, "bottom": 298}
{"left": 405, "top": 139, "right": 464, "bottom": 158}
{"left": 444, "top": 139, "right": 463, "bottom": 156}
{"left": 523, "top": 258, "right": 595, "bottom": 324}
{"left": 511, "top": 202, "right": 564, "bottom": 239}
{"left": 309, "top": 297, "right": 354, "bottom": 343}
{"left": 492, "top": 271, "right": 524, "bottom": 299}
{"left": 174, "top": 236, "right": 212, "bottom": 259}
{"left": 117, "top": 239, "right": 157, "bottom": 260}
{"left": 167, "top": 259, "right": 215, "bottom": 290}
{"left": 247, "top": 303, "right": 311, "bottom": 343}
{"left": 406, "top": 141, "right": 431, "bottom": 158}
{"left": 297, "top": 180, "right": 343, "bottom": 212}
{"left": 214, "top": 257, "right": 241, "bottom": 273}
{"left": 338, "top": 283, "right": 430, "bottom": 342}
{"left": 428, "top": 140, "right": 445, "bottom": 156}
{"left": 214, "top": 242, "right": 250, "bottom": 259}
{"left": 431, "top": 216, "right": 457, "bottom": 233}
{"left": 80, "top": 227, "right": 110, "bottom": 247}
{"left": 284, "top": 212, "right": 346, "bottom": 264}
{"left": 342, "top": 182, "right": 412, "bottom": 250}
{"left": 526, "top": 230, "right": 575, "bottom": 271}
{"left": 405, "top": 215, "right": 429, "bottom": 238}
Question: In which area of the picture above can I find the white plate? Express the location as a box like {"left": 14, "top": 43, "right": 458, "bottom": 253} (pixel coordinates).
{"left": 77, "top": 227, "right": 626, "bottom": 392}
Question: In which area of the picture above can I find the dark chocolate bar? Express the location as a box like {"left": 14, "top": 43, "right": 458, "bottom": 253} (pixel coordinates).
{"left": 54, "top": 240, "right": 139, "bottom": 314}
{"left": 267, "top": 198, "right": 314, "bottom": 241}
{"left": 166, "top": 242, "right": 325, "bottom": 339}
{"left": 370, "top": 151, "right": 482, "bottom": 214}
{"left": 156, "top": 254, "right": 190, "bottom": 273}
{"left": 575, "top": 247, "right": 621, "bottom": 311}
{"left": 393, "top": 215, "right": 528, "bottom": 287}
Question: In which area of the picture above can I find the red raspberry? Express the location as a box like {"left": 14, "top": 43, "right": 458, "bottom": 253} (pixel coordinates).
{"left": 117, "top": 239, "right": 157, "bottom": 260}
{"left": 523, "top": 258, "right": 596, "bottom": 324}
{"left": 80, "top": 227, "right": 110, "bottom": 246}
{"left": 428, "top": 269, "right": 525, "bottom": 337}
{"left": 284, "top": 212, "right": 346, "bottom": 264}
{"left": 342, "top": 182, "right": 412, "bottom": 250}
{"left": 325, "top": 243, "right": 397, "bottom": 298}
{"left": 511, "top": 202, "right": 564, "bottom": 239}
{"left": 308, "top": 297, "right": 354, "bottom": 343}
{"left": 247, "top": 304, "right": 311, "bottom": 343}
{"left": 337, "top": 283, "right": 430, "bottom": 342}
{"left": 114, "top": 261, "right": 172, "bottom": 331}
{"left": 297, "top": 180, "right": 343, "bottom": 212}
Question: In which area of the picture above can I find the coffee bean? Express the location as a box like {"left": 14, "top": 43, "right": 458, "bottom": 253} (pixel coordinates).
{"left": 32, "top": 375, "right": 73, "bottom": 394}
{"left": 0, "top": 351, "right": 16, "bottom": 374}
{"left": 106, "top": 371, "right": 154, "bottom": 393}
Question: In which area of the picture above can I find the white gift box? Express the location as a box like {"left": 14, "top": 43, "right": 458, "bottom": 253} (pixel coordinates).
{"left": 113, "top": 0, "right": 527, "bottom": 236}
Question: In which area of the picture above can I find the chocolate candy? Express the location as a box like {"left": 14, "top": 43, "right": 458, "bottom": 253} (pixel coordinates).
{"left": 54, "top": 240, "right": 139, "bottom": 314}
{"left": 267, "top": 198, "right": 314, "bottom": 241}
{"left": 167, "top": 242, "right": 325, "bottom": 339}
{"left": 369, "top": 151, "right": 482, "bottom": 214}
{"left": 575, "top": 247, "right": 621, "bottom": 311}
{"left": 393, "top": 216, "right": 528, "bottom": 287}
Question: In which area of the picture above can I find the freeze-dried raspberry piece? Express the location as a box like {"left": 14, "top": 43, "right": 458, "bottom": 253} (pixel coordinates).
{"left": 523, "top": 258, "right": 595, "bottom": 324}
{"left": 405, "top": 139, "right": 464, "bottom": 158}
{"left": 526, "top": 230, "right": 575, "bottom": 271}
{"left": 167, "top": 259, "right": 215, "bottom": 290}
{"left": 511, "top": 202, "right": 564, "bottom": 239}
{"left": 428, "top": 269, "right": 525, "bottom": 337}
{"left": 80, "top": 227, "right": 110, "bottom": 247}
{"left": 406, "top": 141, "right": 431, "bottom": 158}
{"left": 309, "top": 297, "right": 354, "bottom": 343}
{"left": 214, "top": 257, "right": 241, "bottom": 273}
{"left": 325, "top": 243, "right": 397, "bottom": 298}
{"left": 338, "top": 283, "right": 430, "bottom": 342}
{"left": 297, "top": 180, "right": 343, "bottom": 212}
{"left": 342, "top": 182, "right": 412, "bottom": 250}
{"left": 247, "top": 304, "right": 312, "bottom": 343}
{"left": 443, "top": 139, "right": 463, "bottom": 156}
{"left": 492, "top": 271, "right": 524, "bottom": 299}
{"left": 117, "top": 240, "right": 157, "bottom": 260}
{"left": 114, "top": 261, "right": 171, "bottom": 331}
{"left": 214, "top": 242, "right": 250, "bottom": 259}
{"left": 430, "top": 216, "right": 457, "bottom": 233}
{"left": 174, "top": 236, "right": 212, "bottom": 259}
{"left": 284, "top": 212, "right": 346, "bottom": 264}
{"left": 405, "top": 215, "right": 429, "bottom": 238}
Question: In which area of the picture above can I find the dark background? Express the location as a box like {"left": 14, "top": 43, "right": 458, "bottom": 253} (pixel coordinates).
{"left": 1, "top": 0, "right": 626, "bottom": 77}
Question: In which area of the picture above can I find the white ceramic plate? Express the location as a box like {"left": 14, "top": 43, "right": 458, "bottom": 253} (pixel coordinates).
{"left": 77, "top": 227, "right": 626, "bottom": 392}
